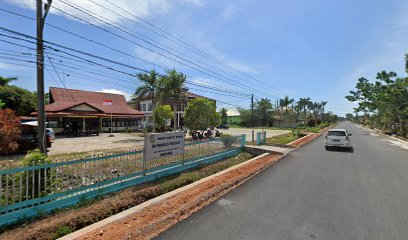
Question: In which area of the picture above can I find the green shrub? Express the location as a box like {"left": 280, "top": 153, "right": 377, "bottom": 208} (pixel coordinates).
{"left": 20, "top": 149, "right": 55, "bottom": 199}
{"left": 54, "top": 225, "right": 75, "bottom": 239}
{"left": 307, "top": 118, "right": 316, "bottom": 127}
{"left": 316, "top": 119, "right": 322, "bottom": 125}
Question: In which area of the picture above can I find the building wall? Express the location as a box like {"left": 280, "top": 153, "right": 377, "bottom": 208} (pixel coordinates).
{"left": 227, "top": 116, "right": 241, "bottom": 124}
{"left": 272, "top": 120, "right": 298, "bottom": 128}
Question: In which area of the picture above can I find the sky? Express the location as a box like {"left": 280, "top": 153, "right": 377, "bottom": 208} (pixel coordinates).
{"left": 0, "top": 0, "right": 407, "bottom": 116}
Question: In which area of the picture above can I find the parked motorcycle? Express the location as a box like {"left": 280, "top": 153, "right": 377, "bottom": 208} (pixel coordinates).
{"left": 215, "top": 130, "right": 221, "bottom": 137}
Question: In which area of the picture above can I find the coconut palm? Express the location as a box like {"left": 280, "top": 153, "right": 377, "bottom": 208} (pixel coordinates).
{"left": 320, "top": 101, "right": 328, "bottom": 121}
{"left": 158, "top": 69, "right": 188, "bottom": 131}
{"left": 298, "top": 97, "right": 311, "bottom": 123}
{"left": 280, "top": 96, "right": 294, "bottom": 128}
{"left": 133, "top": 70, "right": 159, "bottom": 132}
{"left": 0, "top": 76, "right": 17, "bottom": 86}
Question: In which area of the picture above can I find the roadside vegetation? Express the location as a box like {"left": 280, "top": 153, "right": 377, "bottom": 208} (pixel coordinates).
{"left": 235, "top": 96, "right": 337, "bottom": 129}
{"left": 0, "top": 152, "right": 253, "bottom": 240}
{"left": 345, "top": 54, "right": 408, "bottom": 138}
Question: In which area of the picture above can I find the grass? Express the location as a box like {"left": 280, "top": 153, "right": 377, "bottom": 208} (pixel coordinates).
{"left": 54, "top": 225, "right": 75, "bottom": 239}
{"left": 264, "top": 133, "right": 300, "bottom": 145}
{"left": 231, "top": 123, "right": 332, "bottom": 132}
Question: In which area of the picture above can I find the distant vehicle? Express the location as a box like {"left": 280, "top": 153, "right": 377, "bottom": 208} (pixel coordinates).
{"left": 217, "top": 123, "right": 229, "bottom": 129}
{"left": 17, "top": 125, "right": 52, "bottom": 153}
{"left": 325, "top": 129, "right": 352, "bottom": 150}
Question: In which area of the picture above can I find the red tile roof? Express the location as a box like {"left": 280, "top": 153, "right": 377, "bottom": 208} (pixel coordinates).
{"left": 46, "top": 87, "right": 144, "bottom": 116}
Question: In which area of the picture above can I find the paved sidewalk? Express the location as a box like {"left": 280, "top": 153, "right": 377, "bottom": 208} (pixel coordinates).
{"left": 246, "top": 145, "right": 293, "bottom": 156}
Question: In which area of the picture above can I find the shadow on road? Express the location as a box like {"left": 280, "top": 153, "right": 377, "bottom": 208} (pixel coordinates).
{"left": 325, "top": 146, "right": 354, "bottom": 153}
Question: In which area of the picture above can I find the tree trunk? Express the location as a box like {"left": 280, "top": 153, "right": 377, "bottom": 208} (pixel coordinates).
{"left": 399, "top": 115, "right": 406, "bottom": 137}
{"left": 173, "top": 103, "right": 177, "bottom": 132}
{"left": 285, "top": 106, "right": 288, "bottom": 128}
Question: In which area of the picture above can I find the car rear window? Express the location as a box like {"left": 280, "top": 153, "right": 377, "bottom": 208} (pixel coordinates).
{"left": 327, "top": 131, "right": 347, "bottom": 136}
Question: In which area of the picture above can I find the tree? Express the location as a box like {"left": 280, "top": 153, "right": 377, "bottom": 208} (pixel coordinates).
{"left": 133, "top": 70, "right": 159, "bottom": 132}
{"left": 0, "top": 109, "right": 21, "bottom": 154}
{"left": 346, "top": 70, "right": 408, "bottom": 137}
{"left": 0, "top": 76, "right": 17, "bottom": 86}
{"left": 345, "top": 113, "right": 354, "bottom": 121}
{"left": 158, "top": 69, "right": 188, "bottom": 131}
{"left": 220, "top": 108, "right": 228, "bottom": 124}
{"left": 238, "top": 108, "right": 251, "bottom": 127}
{"left": 184, "top": 98, "right": 218, "bottom": 132}
{"left": 298, "top": 97, "right": 311, "bottom": 123}
{"left": 153, "top": 104, "right": 173, "bottom": 131}
{"left": 0, "top": 76, "right": 37, "bottom": 116}
{"left": 255, "top": 98, "right": 273, "bottom": 129}
{"left": 405, "top": 54, "right": 408, "bottom": 73}
{"left": 320, "top": 101, "right": 328, "bottom": 121}
{"left": 279, "top": 96, "right": 294, "bottom": 128}
{"left": 293, "top": 101, "right": 302, "bottom": 123}
{"left": 0, "top": 99, "right": 5, "bottom": 109}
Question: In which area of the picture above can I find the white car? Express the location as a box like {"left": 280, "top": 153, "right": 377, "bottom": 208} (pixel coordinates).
{"left": 325, "top": 129, "right": 352, "bottom": 150}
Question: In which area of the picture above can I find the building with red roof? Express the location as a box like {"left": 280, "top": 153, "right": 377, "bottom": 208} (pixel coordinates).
{"left": 39, "top": 87, "right": 144, "bottom": 135}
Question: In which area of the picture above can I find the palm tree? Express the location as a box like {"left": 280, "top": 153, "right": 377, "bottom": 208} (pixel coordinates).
{"left": 294, "top": 101, "right": 302, "bottom": 123}
{"left": 158, "top": 69, "right": 188, "bottom": 131}
{"left": 0, "top": 76, "right": 17, "bottom": 86}
{"left": 134, "top": 70, "right": 159, "bottom": 132}
{"left": 280, "top": 96, "right": 294, "bottom": 128}
{"left": 320, "top": 101, "right": 327, "bottom": 121}
{"left": 312, "top": 102, "right": 321, "bottom": 119}
{"left": 298, "top": 97, "right": 311, "bottom": 124}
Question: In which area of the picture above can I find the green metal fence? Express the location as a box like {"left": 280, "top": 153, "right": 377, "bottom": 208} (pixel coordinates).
{"left": 0, "top": 134, "right": 245, "bottom": 227}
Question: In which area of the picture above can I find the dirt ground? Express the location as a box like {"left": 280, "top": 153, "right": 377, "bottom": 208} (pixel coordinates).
{"left": 78, "top": 154, "right": 281, "bottom": 240}
{"left": 48, "top": 128, "right": 290, "bottom": 156}
{"left": 47, "top": 133, "right": 145, "bottom": 155}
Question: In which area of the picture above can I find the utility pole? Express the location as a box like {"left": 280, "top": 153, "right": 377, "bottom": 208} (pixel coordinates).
{"left": 36, "top": 0, "right": 52, "bottom": 154}
{"left": 251, "top": 94, "right": 254, "bottom": 144}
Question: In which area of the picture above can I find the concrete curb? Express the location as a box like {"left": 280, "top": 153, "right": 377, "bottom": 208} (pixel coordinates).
{"left": 59, "top": 153, "right": 271, "bottom": 240}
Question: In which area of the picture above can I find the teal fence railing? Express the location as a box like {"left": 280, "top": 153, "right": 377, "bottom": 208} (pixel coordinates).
{"left": 0, "top": 134, "right": 245, "bottom": 227}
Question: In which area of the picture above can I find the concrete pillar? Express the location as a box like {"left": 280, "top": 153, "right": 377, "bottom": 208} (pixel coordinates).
{"left": 82, "top": 118, "right": 86, "bottom": 132}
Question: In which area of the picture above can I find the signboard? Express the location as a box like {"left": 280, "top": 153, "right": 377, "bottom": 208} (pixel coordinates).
{"left": 144, "top": 132, "right": 185, "bottom": 161}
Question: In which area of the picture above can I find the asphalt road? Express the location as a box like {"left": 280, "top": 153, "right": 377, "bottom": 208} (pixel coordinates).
{"left": 156, "top": 122, "right": 408, "bottom": 240}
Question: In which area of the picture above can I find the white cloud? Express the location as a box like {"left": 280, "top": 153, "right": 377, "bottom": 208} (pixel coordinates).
{"left": 98, "top": 89, "right": 132, "bottom": 101}
{"left": 0, "top": 62, "right": 24, "bottom": 70}
{"left": 221, "top": 3, "right": 241, "bottom": 20}
{"left": 4, "top": 0, "right": 202, "bottom": 25}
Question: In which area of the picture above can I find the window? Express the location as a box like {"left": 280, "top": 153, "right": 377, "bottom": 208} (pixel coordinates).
{"left": 141, "top": 103, "right": 146, "bottom": 111}
{"left": 147, "top": 103, "right": 152, "bottom": 111}
{"left": 327, "top": 131, "right": 347, "bottom": 136}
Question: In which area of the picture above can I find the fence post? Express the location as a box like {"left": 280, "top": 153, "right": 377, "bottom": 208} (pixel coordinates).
{"left": 240, "top": 134, "right": 246, "bottom": 149}
{"left": 143, "top": 135, "right": 147, "bottom": 174}
{"left": 256, "top": 132, "right": 261, "bottom": 146}
{"left": 263, "top": 131, "right": 267, "bottom": 144}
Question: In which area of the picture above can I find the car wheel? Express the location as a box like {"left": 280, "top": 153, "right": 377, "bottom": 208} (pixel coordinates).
{"left": 325, "top": 146, "right": 329, "bottom": 150}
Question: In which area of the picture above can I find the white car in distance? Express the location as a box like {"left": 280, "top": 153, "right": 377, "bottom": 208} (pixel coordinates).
{"left": 325, "top": 129, "right": 352, "bottom": 150}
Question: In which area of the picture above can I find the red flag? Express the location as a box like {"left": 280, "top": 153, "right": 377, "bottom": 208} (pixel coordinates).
{"left": 103, "top": 99, "right": 112, "bottom": 106}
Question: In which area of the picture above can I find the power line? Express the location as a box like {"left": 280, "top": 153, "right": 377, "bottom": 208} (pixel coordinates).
{"left": 0, "top": 7, "right": 254, "bottom": 98}
{"left": 49, "top": 1, "right": 278, "bottom": 99}
{"left": 0, "top": 32, "right": 252, "bottom": 98}
{"left": 102, "top": 0, "right": 293, "bottom": 97}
